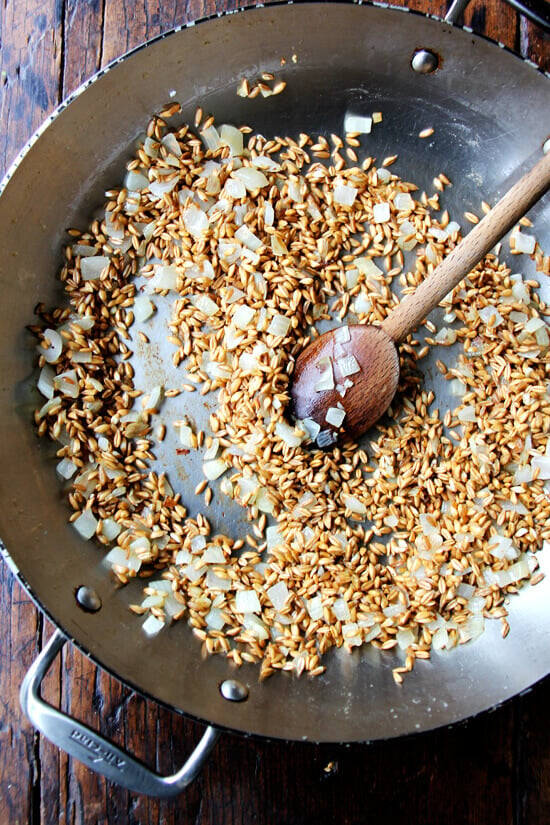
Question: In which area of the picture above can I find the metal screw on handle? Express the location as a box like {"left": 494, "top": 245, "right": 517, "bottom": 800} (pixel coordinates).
{"left": 20, "top": 630, "right": 221, "bottom": 798}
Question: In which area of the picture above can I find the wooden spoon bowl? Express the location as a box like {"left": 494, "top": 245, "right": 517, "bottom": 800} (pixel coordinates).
{"left": 291, "top": 325, "right": 399, "bottom": 445}
{"left": 291, "top": 148, "right": 550, "bottom": 447}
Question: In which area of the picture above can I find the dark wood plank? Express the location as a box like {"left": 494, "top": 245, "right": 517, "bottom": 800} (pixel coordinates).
{"left": 523, "top": 18, "right": 550, "bottom": 71}
{"left": 516, "top": 678, "right": 550, "bottom": 825}
{"left": 0, "top": 571, "right": 41, "bottom": 825}
{"left": 0, "top": 0, "right": 62, "bottom": 177}
{"left": 61, "top": 0, "right": 105, "bottom": 98}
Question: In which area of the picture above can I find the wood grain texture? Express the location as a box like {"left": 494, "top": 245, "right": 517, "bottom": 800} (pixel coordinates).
{"left": 0, "top": 2, "right": 549, "bottom": 824}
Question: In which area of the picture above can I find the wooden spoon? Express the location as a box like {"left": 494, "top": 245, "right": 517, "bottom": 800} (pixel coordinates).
{"left": 291, "top": 149, "right": 550, "bottom": 447}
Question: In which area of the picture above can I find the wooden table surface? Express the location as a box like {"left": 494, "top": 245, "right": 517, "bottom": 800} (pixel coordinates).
{"left": 1, "top": 1, "right": 549, "bottom": 823}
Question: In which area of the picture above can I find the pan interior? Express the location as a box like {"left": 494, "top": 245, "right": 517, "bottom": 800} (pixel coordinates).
{"left": 0, "top": 3, "right": 549, "bottom": 743}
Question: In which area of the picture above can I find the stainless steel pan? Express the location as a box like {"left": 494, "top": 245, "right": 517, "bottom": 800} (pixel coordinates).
{"left": 1, "top": 0, "right": 550, "bottom": 797}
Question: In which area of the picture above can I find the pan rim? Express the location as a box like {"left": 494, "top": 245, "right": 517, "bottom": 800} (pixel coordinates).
{"left": 1, "top": 0, "right": 550, "bottom": 744}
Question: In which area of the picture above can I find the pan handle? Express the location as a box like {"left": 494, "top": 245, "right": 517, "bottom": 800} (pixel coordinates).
{"left": 445, "top": 0, "right": 550, "bottom": 31}
{"left": 20, "top": 629, "right": 221, "bottom": 798}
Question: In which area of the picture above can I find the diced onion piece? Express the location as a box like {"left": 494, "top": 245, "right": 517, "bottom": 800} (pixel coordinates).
{"left": 255, "top": 487, "right": 276, "bottom": 514}
{"left": 204, "top": 569, "right": 230, "bottom": 590}
{"left": 201, "top": 124, "right": 221, "bottom": 151}
{"left": 186, "top": 260, "right": 215, "bottom": 282}
{"left": 306, "top": 199, "right": 322, "bottom": 221}
{"left": 203, "top": 545, "right": 226, "bottom": 564}
{"left": 56, "top": 458, "right": 78, "bottom": 479}
{"left": 334, "top": 325, "right": 351, "bottom": 344}
{"left": 434, "top": 327, "right": 458, "bottom": 345}
{"left": 457, "top": 583, "right": 476, "bottom": 599}
{"left": 364, "top": 623, "right": 381, "bottom": 643}
{"left": 235, "top": 225, "right": 262, "bottom": 251}
{"left": 394, "top": 192, "right": 414, "bottom": 211}
{"left": 355, "top": 257, "right": 383, "bottom": 277}
{"left": 203, "top": 459, "right": 229, "bottom": 480}
{"left": 232, "top": 304, "right": 256, "bottom": 330}
{"left": 376, "top": 167, "right": 391, "bottom": 183}
{"left": 342, "top": 493, "right": 367, "bottom": 515}
{"left": 344, "top": 113, "right": 372, "bottom": 134}
{"left": 336, "top": 378, "right": 354, "bottom": 398}
{"left": 306, "top": 596, "right": 324, "bottom": 620}
{"left": 151, "top": 264, "right": 179, "bottom": 290}
{"left": 146, "top": 384, "right": 164, "bottom": 412}
{"left": 206, "top": 608, "right": 226, "bottom": 631}
{"left": 275, "top": 421, "right": 306, "bottom": 448}
{"left": 488, "top": 535, "right": 520, "bottom": 560}
{"left": 220, "top": 124, "right": 244, "bottom": 156}
{"left": 332, "top": 598, "right": 351, "bottom": 621}
{"left": 263, "top": 202, "right": 274, "bottom": 226}
{"left": 191, "top": 294, "right": 218, "bottom": 316}
{"left": 218, "top": 238, "right": 241, "bottom": 264}
{"left": 104, "top": 546, "right": 141, "bottom": 572}
{"left": 510, "top": 273, "right": 530, "bottom": 303}
{"left": 345, "top": 268, "right": 359, "bottom": 289}
{"left": 373, "top": 202, "right": 391, "bottom": 223}
{"left": 134, "top": 295, "right": 156, "bottom": 322}
{"left": 81, "top": 256, "right": 110, "bottom": 281}
{"left": 512, "top": 230, "right": 536, "bottom": 254}
{"left": 354, "top": 294, "right": 372, "bottom": 314}
{"left": 191, "top": 535, "right": 206, "bottom": 553}
{"left": 326, "top": 406, "right": 346, "bottom": 427}
{"left": 224, "top": 177, "right": 246, "bottom": 199}
{"left": 73, "top": 509, "right": 98, "bottom": 540}
{"left": 478, "top": 305, "right": 504, "bottom": 327}
{"left": 177, "top": 423, "right": 194, "bottom": 448}
{"left": 336, "top": 354, "right": 360, "bottom": 377}
{"left": 183, "top": 204, "right": 209, "bottom": 238}
{"left": 457, "top": 405, "right": 477, "bottom": 423}
{"left": 397, "top": 628, "right": 416, "bottom": 649}
{"left": 267, "top": 581, "right": 290, "bottom": 611}
{"left": 204, "top": 437, "right": 219, "bottom": 461}
{"left": 38, "top": 365, "right": 56, "bottom": 398}
{"left": 142, "top": 615, "right": 165, "bottom": 637}
{"left": 235, "top": 589, "right": 261, "bottom": 614}
{"left": 267, "top": 313, "right": 291, "bottom": 337}
{"left": 53, "top": 370, "right": 79, "bottom": 398}
{"left": 314, "top": 356, "right": 334, "bottom": 392}
{"left": 288, "top": 179, "right": 303, "bottom": 203}
{"left": 71, "top": 349, "right": 92, "bottom": 364}
{"left": 251, "top": 155, "right": 281, "bottom": 172}
{"left": 301, "top": 417, "right": 321, "bottom": 440}
{"left": 149, "top": 177, "right": 178, "bottom": 198}
{"left": 101, "top": 518, "right": 122, "bottom": 541}
{"left": 232, "top": 167, "right": 269, "bottom": 191}
{"left": 242, "top": 614, "right": 269, "bottom": 640}
{"left": 524, "top": 317, "right": 547, "bottom": 333}
{"left": 532, "top": 454, "right": 550, "bottom": 479}
{"left": 342, "top": 623, "right": 362, "bottom": 646}
{"left": 266, "top": 526, "right": 284, "bottom": 549}
{"left": 432, "top": 626, "right": 449, "bottom": 650}
{"left": 161, "top": 132, "right": 182, "bottom": 157}
{"left": 333, "top": 179, "right": 358, "bottom": 206}
{"left": 458, "top": 615, "right": 485, "bottom": 644}
{"left": 316, "top": 429, "right": 337, "bottom": 449}
{"left": 124, "top": 169, "right": 149, "bottom": 191}
{"left": 270, "top": 234, "right": 288, "bottom": 256}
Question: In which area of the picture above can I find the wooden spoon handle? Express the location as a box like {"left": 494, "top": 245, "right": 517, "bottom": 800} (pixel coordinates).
{"left": 381, "top": 149, "right": 550, "bottom": 344}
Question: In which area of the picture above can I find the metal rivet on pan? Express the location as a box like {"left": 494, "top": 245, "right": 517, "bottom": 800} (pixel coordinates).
{"left": 411, "top": 48, "right": 440, "bottom": 74}
{"left": 75, "top": 585, "right": 102, "bottom": 612}
{"left": 220, "top": 679, "right": 249, "bottom": 702}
